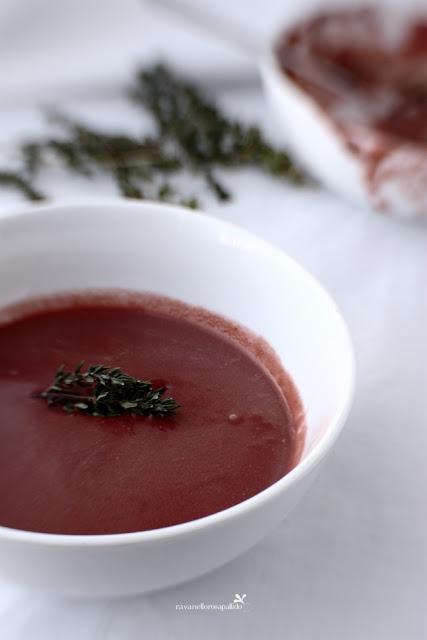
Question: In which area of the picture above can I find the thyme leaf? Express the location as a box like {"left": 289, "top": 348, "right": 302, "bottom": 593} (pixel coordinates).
{"left": 38, "top": 362, "right": 179, "bottom": 418}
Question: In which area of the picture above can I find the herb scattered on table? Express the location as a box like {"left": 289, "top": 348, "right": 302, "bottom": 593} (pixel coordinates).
{"left": 0, "top": 170, "right": 44, "bottom": 202}
{"left": 131, "top": 64, "right": 305, "bottom": 201}
{"left": 0, "top": 63, "right": 305, "bottom": 206}
{"left": 37, "top": 362, "right": 179, "bottom": 418}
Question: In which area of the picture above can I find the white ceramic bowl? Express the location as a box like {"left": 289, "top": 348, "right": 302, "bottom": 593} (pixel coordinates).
{"left": 0, "top": 200, "right": 355, "bottom": 597}
{"left": 261, "top": 44, "right": 427, "bottom": 222}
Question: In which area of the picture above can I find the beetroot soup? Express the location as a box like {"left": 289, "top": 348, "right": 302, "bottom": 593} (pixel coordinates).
{"left": 0, "top": 293, "right": 304, "bottom": 535}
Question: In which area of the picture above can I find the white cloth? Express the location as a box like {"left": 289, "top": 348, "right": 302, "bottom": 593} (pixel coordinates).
{"left": 0, "top": 2, "right": 426, "bottom": 639}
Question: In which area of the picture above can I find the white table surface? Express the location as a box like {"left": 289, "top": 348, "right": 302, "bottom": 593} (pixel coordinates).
{"left": 0, "top": 1, "right": 426, "bottom": 638}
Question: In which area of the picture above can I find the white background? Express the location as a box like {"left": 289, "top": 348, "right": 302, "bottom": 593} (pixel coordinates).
{"left": 0, "top": 1, "right": 426, "bottom": 638}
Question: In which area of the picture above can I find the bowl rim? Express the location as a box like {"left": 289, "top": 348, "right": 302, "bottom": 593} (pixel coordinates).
{"left": 258, "top": 44, "right": 336, "bottom": 131}
{"left": 0, "top": 198, "right": 356, "bottom": 547}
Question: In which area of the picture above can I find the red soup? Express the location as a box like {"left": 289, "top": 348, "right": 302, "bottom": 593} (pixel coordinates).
{"left": 0, "top": 293, "right": 304, "bottom": 535}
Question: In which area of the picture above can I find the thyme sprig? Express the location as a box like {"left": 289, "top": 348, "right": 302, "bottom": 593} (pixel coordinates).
{"left": 0, "top": 170, "right": 44, "bottom": 201}
{"left": 131, "top": 64, "right": 305, "bottom": 200}
{"left": 22, "top": 112, "right": 188, "bottom": 203}
{"left": 0, "top": 63, "right": 305, "bottom": 205}
{"left": 38, "top": 362, "right": 179, "bottom": 418}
